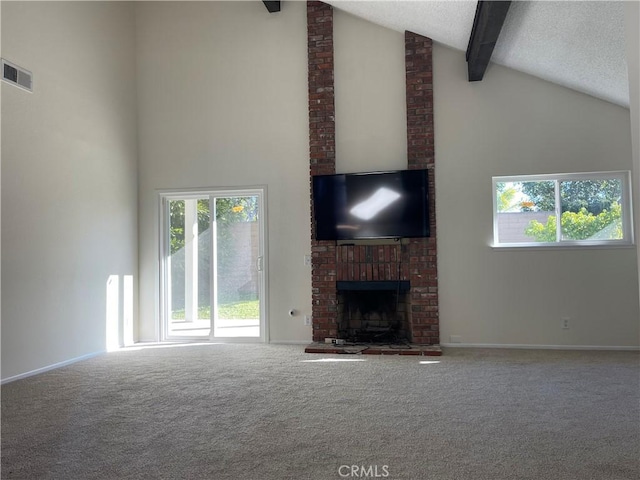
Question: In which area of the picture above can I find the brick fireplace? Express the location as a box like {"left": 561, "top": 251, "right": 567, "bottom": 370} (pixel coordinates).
{"left": 337, "top": 279, "right": 411, "bottom": 343}
{"left": 307, "top": 1, "right": 438, "bottom": 347}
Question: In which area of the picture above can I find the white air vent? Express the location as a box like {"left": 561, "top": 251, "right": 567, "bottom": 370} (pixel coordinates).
{"left": 2, "top": 59, "right": 32, "bottom": 92}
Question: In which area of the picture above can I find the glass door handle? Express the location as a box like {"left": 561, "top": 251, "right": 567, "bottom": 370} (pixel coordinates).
{"left": 256, "top": 256, "right": 264, "bottom": 272}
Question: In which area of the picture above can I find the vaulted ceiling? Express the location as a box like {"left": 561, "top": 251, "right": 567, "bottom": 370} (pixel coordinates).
{"left": 324, "top": 1, "right": 630, "bottom": 107}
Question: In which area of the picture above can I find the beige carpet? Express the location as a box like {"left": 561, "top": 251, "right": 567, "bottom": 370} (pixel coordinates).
{"left": 2, "top": 344, "right": 639, "bottom": 480}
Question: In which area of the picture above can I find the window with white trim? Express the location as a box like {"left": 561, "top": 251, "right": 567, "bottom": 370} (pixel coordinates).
{"left": 493, "top": 171, "right": 634, "bottom": 247}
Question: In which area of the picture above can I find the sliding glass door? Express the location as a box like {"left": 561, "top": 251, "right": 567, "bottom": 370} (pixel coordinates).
{"left": 160, "top": 189, "right": 267, "bottom": 342}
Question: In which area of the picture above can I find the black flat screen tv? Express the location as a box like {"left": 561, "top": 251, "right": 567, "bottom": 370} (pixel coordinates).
{"left": 312, "top": 169, "right": 430, "bottom": 240}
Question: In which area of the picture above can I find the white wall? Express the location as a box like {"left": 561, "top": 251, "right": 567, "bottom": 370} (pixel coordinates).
{"left": 334, "top": 10, "right": 407, "bottom": 173}
{"left": 434, "top": 44, "right": 639, "bottom": 347}
{"left": 135, "top": 1, "right": 311, "bottom": 342}
{"left": 1, "top": 2, "right": 138, "bottom": 380}
{"left": 1, "top": 0, "right": 3, "bottom": 368}
{"left": 625, "top": 1, "right": 640, "bottom": 339}
{"left": 333, "top": 9, "right": 638, "bottom": 348}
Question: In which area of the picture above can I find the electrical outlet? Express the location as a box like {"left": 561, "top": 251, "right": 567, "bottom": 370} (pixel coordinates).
{"left": 561, "top": 317, "right": 570, "bottom": 329}
{"left": 304, "top": 315, "right": 312, "bottom": 326}
{"left": 304, "top": 254, "right": 312, "bottom": 266}
{"left": 450, "top": 335, "right": 462, "bottom": 343}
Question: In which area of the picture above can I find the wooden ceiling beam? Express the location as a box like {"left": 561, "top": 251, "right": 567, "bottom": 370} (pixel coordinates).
{"left": 263, "top": 1, "right": 281, "bottom": 14}
{"left": 466, "top": 1, "right": 512, "bottom": 81}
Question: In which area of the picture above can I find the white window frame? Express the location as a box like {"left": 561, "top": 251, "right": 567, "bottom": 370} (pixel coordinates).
{"left": 158, "top": 187, "right": 269, "bottom": 343}
{"left": 492, "top": 171, "right": 634, "bottom": 248}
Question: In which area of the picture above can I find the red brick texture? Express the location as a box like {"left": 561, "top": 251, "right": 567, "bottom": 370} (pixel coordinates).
{"left": 335, "top": 245, "right": 410, "bottom": 281}
{"left": 308, "top": 1, "right": 337, "bottom": 341}
{"left": 404, "top": 31, "right": 439, "bottom": 344}
{"left": 307, "top": 3, "right": 439, "bottom": 345}
{"left": 308, "top": 1, "right": 335, "bottom": 178}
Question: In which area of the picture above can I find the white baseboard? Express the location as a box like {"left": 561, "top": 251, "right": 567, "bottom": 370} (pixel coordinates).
{"left": 440, "top": 343, "right": 640, "bottom": 351}
{"left": 1, "top": 350, "right": 105, "bottom": 385}
{"left": 269, "top": 340, "right": 310, "bottom": 345}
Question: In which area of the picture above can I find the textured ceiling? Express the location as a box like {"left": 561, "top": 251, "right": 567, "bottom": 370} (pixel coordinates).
{"left": 326, "top": 1, "right": 630, "bottom": 107}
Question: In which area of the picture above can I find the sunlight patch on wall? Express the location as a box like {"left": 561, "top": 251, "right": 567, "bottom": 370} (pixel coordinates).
{"left": 106, "top": 275, "right": 120, "bottom": 352}
{"left": 123, "top": 275, "right": 134, "bottom": 346}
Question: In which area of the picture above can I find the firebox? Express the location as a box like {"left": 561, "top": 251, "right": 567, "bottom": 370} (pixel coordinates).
{"left": 336, "top": 281, "right": 411, "bottom": 343}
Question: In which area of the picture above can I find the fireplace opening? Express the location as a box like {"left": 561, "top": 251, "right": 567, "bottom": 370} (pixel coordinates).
{"left": 337, "top": 281, "right": 410, "bottom": 344}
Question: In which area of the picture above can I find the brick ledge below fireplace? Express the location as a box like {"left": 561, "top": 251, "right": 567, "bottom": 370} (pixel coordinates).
{"left": 304, "top": 342, "right": 442, "bottom": 356}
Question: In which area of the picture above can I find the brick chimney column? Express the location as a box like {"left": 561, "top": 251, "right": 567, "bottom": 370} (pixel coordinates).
{"left": 308, "top": 1, "right": 337, "bottom": 342}
{"left": 405, "top": 31, "right": 439, "bottom": 344}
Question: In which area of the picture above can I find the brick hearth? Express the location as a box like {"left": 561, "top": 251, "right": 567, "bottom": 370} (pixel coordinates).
{"left": 307, "top": 2, "right": 439, "bottom": 347}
